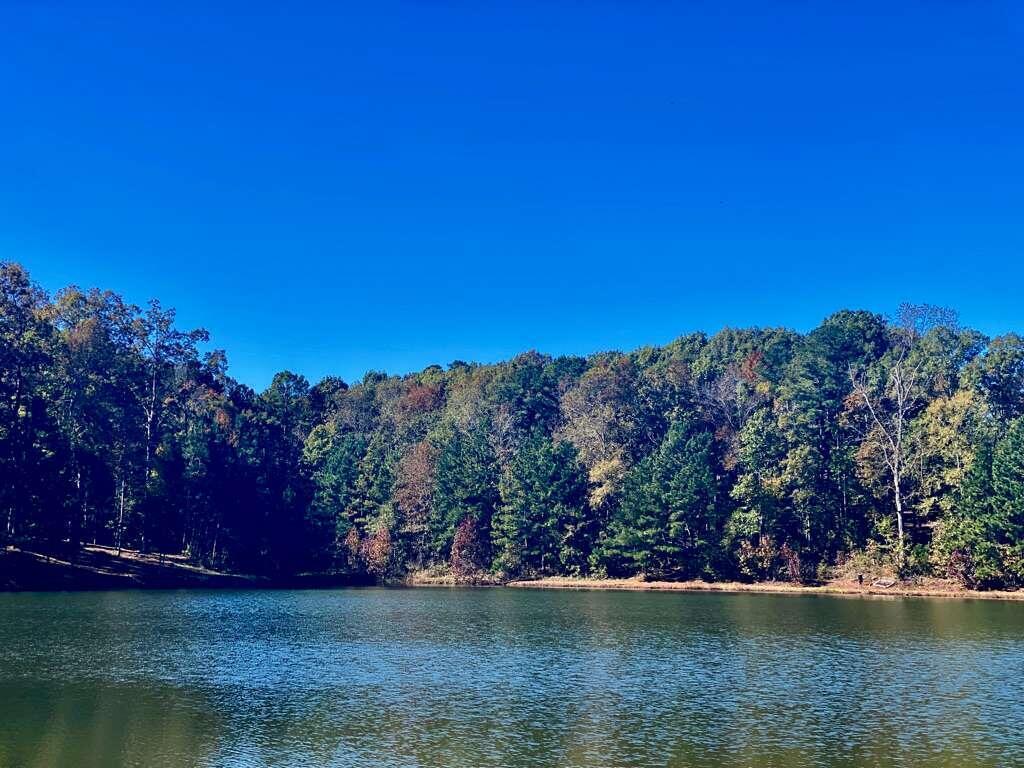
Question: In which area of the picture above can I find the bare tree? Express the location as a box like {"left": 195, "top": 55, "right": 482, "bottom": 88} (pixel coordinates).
{"left": 697, "top": 360, "right": 765, "bottom": 437}
{"left": 895, "top": 303, "right": 959, "bottom": 339}
{"left": 848, "top": 345, "right": 926, "bottom": 568}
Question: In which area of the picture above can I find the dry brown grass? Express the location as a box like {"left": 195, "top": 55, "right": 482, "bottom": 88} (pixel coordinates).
{"left": 504, "top": 575, "right": 1024, "bottom": 601}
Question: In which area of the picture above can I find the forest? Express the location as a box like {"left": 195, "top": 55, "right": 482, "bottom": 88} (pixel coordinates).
{"left": 2, "top": 261, "right": 1023, "bottom": 589}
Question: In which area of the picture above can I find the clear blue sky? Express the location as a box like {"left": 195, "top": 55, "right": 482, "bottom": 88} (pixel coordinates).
{"left": 4, "top": 2, "right": 1022, "bottom": 390}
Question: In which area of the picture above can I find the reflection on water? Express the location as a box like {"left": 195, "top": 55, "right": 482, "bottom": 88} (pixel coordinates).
{"left": 0, "top": 681, "right": 221, "bottom": 768}
{"left": 1, "top": 588, "right": 1022, "bottom": 767}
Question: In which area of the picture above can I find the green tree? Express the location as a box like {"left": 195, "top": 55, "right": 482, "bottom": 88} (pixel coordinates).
{"left": 978, "top": 334, "right": 1024, "bottom": 422}
{"left": 430, "top": 422, "right": 499, "bottom": 562}
{"left": 600, "top": 419, "right": 723, "bottom": 579}
{"left": 493, "top": 437, "right": 589, "bottom": 576}
{"left": 303, "top": 423, "right": 367, "bottom": 568}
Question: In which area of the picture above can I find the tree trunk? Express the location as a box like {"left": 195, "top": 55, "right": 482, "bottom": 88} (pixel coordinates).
{"left": 116, "top": 477, "right": 126, "bottom": 555}
{"left": 893, "top": 470, "right": 905, "bottom": 569}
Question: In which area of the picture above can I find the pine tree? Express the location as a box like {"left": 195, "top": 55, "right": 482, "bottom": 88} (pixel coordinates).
{"left": 599, "top": 419, "right": 722, "bottom": 579}
{"left": 430, "top": 422, "right": 499, "bottom": 561}
{"left": 932, "top": 442, "right": 1000, "bottom": 587}
{"left": 494, "top": 437, "right": 589, "bottom": 576}
{"left": 992, "top": 419, "right": 1024, "bottom": 536}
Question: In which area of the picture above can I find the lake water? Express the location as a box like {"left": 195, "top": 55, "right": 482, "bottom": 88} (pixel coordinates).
{"left": 1, "top": 588, "right": 1022, "bottom": 768}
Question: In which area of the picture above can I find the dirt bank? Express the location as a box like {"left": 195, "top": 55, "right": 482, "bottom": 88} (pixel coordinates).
{"left": 504, "top": 575, "right": 1024, "bottom": 601}
{"left": 0, "top": 546, "right": 367, "bottom": 591}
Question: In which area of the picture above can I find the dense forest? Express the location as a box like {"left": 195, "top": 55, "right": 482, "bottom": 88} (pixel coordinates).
{"left": 2, "top": 261, "right": 1023, "bottom": 588}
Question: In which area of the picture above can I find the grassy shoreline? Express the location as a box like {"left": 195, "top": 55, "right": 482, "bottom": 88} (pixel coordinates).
{"left": 502, "top": 575, "right": 1024, "bottom": 601}
{"left": 7, "top": 548, "right": 1024, "bottom": 602}
{"left": 403, "top": 570, "right": 1024, "bottom": 600}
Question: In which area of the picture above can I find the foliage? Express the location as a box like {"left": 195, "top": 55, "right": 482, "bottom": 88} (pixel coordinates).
{"left": 493, "top": 437, "right": 589, "bottom": 576}
{"left": 450, "top": 515, "right": 485, "bottom": 579}
{"left": 598, "top": 419, "right": 723, "bottom": 580}
{"left": 3, "top": 260, "right": 1023, "bottom": 589}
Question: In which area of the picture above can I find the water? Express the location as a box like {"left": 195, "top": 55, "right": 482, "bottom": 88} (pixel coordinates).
{"left": 1, "top": 588, "right": 1022, "bottom": 768}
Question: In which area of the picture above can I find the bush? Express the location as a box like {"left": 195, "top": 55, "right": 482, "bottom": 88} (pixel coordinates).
{"left": 904, "top": 544, "right": 933, "bottom": 578}
{"left": 450, "top": 516, "right": 485, "bottom": 580}
{"left": 834, "top": 542, "right": 894, "bottom": 582}
{"left": 815, "top": 561, "right": 832, "bottom": 584}
{"left": 734, "top": 536, "right": 778, "bottom": 581}
{"left": 778, "top": 543, "right": 801, "bottom": 582}
{"left": 933, "top": 517, "right": 1007, "bottom": 589}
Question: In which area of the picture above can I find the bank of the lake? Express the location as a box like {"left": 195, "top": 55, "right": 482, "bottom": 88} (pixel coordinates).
{"left": 505, "top": 575, "right": 1024, "bottom": 601}
{"left": 507, "top": 577, "right": 1024, "bottom": 602}
{"left": 0, "top": 546, "right": 368, "bottom": 591}
{"left": 402, "top": 570, "right": 1024, "bottom": 601}
{"left": 8, "top": 546, "right": 1024, "bottom": 601}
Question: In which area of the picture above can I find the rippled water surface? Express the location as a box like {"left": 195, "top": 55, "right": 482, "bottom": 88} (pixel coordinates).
{"left": 2, "top": 588, "right": 1023, "bottom": 767}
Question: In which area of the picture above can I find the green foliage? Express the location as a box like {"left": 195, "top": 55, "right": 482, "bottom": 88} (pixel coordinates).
{"left": 993, "top": 418, "right": 1024, "bottom": 536}
{"left": 493, "top": 437, "right": 589, "bottom": 576}
{"left": 599, "top": 419, "right": 723, "bottom": 580}
{"left": 933, "top": 424, "right": 1024, "bottom": 588}
{"left": 429, "top": 422, "right": 499, "bottom": 561}
{"left": 977, "top": 334, "right": 1024, "bottom": 421}
{"left": 4, "top": 259, "right": 1024, "bottom": 589}
{"left": 303, "top": 425, "right": 367, "bottom": 567}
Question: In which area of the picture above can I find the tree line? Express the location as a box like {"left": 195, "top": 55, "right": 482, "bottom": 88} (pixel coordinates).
{"left": 2, "top": 261, "right": 1023, "bottom": 588}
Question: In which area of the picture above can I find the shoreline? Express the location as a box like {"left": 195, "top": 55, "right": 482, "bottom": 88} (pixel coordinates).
{"left": 502, "top": 576, "right": 1024, "bottom": 601}
{"left": 6, "top": 547, "right": 1024, "bottom": 602}
{"left": 0, "top": 546, "right": 367, "bottom": 592}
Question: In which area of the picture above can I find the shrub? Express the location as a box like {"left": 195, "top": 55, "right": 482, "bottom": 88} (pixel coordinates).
{"left": 450, "top": 516, "right": 485, "bottom": 580}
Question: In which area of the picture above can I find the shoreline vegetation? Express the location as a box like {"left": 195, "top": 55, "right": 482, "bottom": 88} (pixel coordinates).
{"left": 4, "top": 261, "right": 1024, "bottom": 596}
{"left": 500, "top": 576, "right": 1024, "bottom": 601}
{"left": 6, "top": 546, "right": 1024, "bottom": 601}
{"left": 404, "top": 570, "right": 1024, "bottom": 601}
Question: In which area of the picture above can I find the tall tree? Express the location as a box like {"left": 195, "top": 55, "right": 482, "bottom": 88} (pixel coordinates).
{"left": 493, "top": 437, "right": 589, "bottom": 575}
{"left": 430, "top": 422, "right": 499, "bottom": 561}
{"left": 600, "top": 419, "right": 723, "bottom": 579}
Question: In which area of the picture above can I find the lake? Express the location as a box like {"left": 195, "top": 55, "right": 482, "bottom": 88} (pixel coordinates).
{"left": 1, "top": 587, "right": 1022, "bottom": 767}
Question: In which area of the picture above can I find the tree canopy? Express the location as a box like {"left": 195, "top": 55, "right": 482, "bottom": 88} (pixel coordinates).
{"left": 3, "top": 262, "right": 1023, "bottom": 587}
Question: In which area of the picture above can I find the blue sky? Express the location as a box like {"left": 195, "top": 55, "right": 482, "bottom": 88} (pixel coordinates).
{"left": 4, "top": 2, "right": 1022, "bottom": 389}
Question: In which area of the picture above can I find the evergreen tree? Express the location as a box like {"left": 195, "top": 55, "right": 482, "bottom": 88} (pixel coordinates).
{"left": 992, "top": 419, "right": 1024, "bottom": 565}
{"left": 932, "top": 442, "right": 1001, "bottom": 587}
{"left": 430, "top": 422, "right": 499, "bottom": 561}
{"left": 494, "top": 437, "right": 589, "bottom": 576}
{"left": 600, "top": 419, "right": 722, "bottom": 579}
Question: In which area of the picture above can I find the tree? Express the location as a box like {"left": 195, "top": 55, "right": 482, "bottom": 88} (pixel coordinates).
{"left": 932, "top": 442, "right": 1001, "bottom": 587}
{"left": 0, "top": 263, "right": 62, "bottom": 545}
{"left": 251, "top": 372, "right": 314, "bottom": 573}
{"left": 493, "top": 437, "right": 589, "bottom": 575}
{"left": 429, "top": 422, "right": 498, "bottom": 561}
{"left": 912, "top": 389, "right": 992, "bottom": 525}
{"left": 393, "top": 440, "right": 437, "bottom": 567}
{"left": 303, "top": 424, "right": 366, "bottom": 568}
{"left": 978, "top": 334, "right": 1024, "bottom": 422}
{"left": 7, "top": 258, "right": 1024, "bottom": 590}
{"left": 362, "top": 521, "right": 397, "bottom": 580}
{"left": 600, "top": 419, "right": 723, "bottom": 579}
{"left": 992, "top": 419, "right": 1024, "bottom": 546}
{"left": 848, "top": 340, "right": 926, "bottom": 568}
{"left": 130, "top": 301, "right": 208, "bottom": 546}
{"left": 933, "top": 421, "right": 1024, "bottom": 588}
{"left": 779, "top": 310, "right": 889, "bottom": 551}
{"left": 727, "top": 408, "right": 787, "bottom": 572}
{"left": 450, "top": 515, "right": 485, "bottom": 579}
